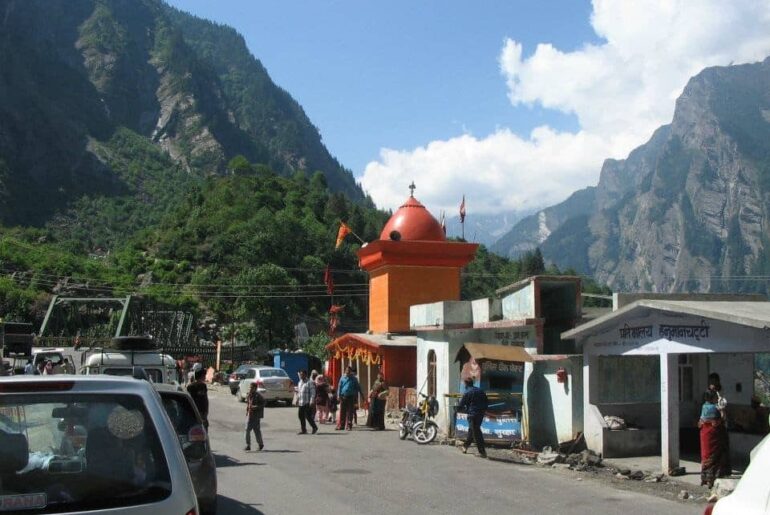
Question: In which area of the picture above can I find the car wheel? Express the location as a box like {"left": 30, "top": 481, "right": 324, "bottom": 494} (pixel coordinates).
{"left": 237, "top": 388, "right": 244, "bottom": 402}
{"left": 230, "top": 386, "right": 237, "bottom": 395}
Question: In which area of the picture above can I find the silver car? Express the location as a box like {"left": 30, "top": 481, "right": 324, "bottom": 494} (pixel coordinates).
{"left": 0, "top": 375, "right": 198, "bottom": 514}
{"left": 237, "top": 366, "right": 294, "bottom": 404}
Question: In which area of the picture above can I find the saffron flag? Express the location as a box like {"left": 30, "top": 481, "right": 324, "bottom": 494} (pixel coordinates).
{"left": 324, "top": 265, "right": 334, "bottom": 295}
{"left": 459, "top": 195, "right": 466, "bottom": 223}
{"left": 335, "top": 222, "right": 351, "bottom": 248}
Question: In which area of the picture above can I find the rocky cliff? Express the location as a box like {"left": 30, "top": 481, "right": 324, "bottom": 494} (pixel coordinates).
{"left": 494, "top": 58, "right": 770, "bottom": 293}
{"left": 0, "top": 0, "right": 365, "bottom": 227}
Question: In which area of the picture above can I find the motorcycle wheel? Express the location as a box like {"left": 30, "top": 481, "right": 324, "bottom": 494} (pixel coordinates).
{"left": 398, "top": 424, "right": 408, "bottom": 440}
{"left": 412, "top": 421, "right": 438, "bottom": 444}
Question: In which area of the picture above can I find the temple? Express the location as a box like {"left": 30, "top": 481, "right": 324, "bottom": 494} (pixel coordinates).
{"left": 326, "top": 190, "right": 478, "bottom": 398}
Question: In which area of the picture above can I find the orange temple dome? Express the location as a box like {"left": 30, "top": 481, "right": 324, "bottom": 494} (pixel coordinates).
{"left": 379, "top": 196, "right": 446, "bottom": 242}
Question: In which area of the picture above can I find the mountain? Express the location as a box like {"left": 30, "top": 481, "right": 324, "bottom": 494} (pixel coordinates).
{"left": 0, "top": 0, "right": 365, "bottom": 233}
{"left": 445, "top": 209, "right": 534, "bottom": 248}
{"left": 494, "top": 58, "right": 770, "bottom": 293}
{"left": 490, "top": 189, "right": 595, "bottom": 258}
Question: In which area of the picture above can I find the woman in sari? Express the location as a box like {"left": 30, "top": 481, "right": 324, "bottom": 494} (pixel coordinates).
{"left": 708, "top": 373, "right": 732, "bottom": 477}
{"left": 366, "top": 373, "right": 388, "bottom": 431}
{"left": 700, "top": 390, "right": 728, "bottom": 487}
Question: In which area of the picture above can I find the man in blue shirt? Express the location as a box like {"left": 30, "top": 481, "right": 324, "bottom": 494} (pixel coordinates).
{"left": 458, "top": 376, "right": 488, "bottom": 458}
{"left": 336, "top": 366, "right": 361, "bottom": 431}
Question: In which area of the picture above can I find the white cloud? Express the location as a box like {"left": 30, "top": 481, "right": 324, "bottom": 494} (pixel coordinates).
{"left": 360, "top": 0, "right": 770, "bottom": 215}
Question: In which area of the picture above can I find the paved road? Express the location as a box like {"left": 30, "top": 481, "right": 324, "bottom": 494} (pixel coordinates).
{"left": 206, "top": 387, "right": 702, "bottom": 515}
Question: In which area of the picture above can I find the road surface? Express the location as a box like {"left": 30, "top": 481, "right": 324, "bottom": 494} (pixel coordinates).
{"left": 206, "top": 386, "right": 702, "bottom": 515}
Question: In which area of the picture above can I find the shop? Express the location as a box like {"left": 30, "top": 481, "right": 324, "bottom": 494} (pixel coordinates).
{"left": 564, "top": 299, "right": 770, "bottom": 474}
{"left": 451, "top": 343, "right": 532, "bottom": 444}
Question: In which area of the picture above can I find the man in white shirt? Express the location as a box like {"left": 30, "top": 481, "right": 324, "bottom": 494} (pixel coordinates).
{"left": 296, "top": 370, "right": 318, "bottom": 435}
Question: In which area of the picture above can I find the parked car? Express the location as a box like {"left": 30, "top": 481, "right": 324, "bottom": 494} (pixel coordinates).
{"left": 155, "top": 383, "right": 218, "bottom": 515}
{"left": 237, "top": 366, "right": 294, "bottom": 404}
{"left": 0, "top": 375, "right": 198, "bottom": 514}
{"left": 708, "top": 432, "right": 770, "bottom": 515}
{"left": 228, "top": 364, "right": 254, "bottom": 395}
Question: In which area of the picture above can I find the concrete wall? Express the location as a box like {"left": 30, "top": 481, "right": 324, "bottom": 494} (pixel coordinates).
{"left": 410, "top": 300, "right": 473, "bottom": 328}
{"left": 502, "top": 283, "right": 535, "bottom": 320}
{"left": 603, "top": 429, "right": 660, "bottom": 458}
{"left": 524, "top": 356, "right": 584, "bottom": 448}
{"left": 709, "top": 353, "right": 754, "bottom": 406}
{"left": 476, "top": 325, "right": 536, "bottom": 349}
{"left": 415, "top": 329, "right": 475, "bottom": 431}
{"left": 471, "top": 298, "right": 502, "bottom": 323}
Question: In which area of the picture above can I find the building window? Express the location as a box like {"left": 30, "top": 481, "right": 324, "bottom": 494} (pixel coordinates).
{"left": 679, "top": 354, "right": 694, "bottom": 402}
{"left": 427, "top": 350, "right": 437, "bottom": 397}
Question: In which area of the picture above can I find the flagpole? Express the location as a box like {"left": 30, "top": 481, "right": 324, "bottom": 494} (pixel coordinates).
{"left": 349, "top": 230, "right": 365, "bottom": 244}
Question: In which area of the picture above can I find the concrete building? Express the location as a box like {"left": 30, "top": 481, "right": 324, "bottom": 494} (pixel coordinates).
{"left": 564, "top": 297, "right": 770, "bottom": 475}
{"left": 411, "top": 275, "right": 584, "bottom": 448}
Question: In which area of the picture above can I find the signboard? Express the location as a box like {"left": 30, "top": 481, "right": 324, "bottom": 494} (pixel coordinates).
{"left": 454, "top": 411, "right": 522, "bottom": 442}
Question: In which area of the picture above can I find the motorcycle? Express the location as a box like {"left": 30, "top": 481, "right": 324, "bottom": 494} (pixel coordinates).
{"left": 399, "top": 393, "right": 439, "bottom": 444}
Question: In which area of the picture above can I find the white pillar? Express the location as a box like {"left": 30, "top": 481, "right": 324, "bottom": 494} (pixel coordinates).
{"left": 356, "top": 357, "right": 362, "bottom": 409}
{"left": 660, "top": 353, "right": 680, "bottom": 474}
{"left": 583, "top": 354, "right": 602, "bottom": 453}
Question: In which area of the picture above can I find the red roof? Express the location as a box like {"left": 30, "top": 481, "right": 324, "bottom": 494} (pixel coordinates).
{"left": 379, "top": 196, "right": 446, "bottom": 242}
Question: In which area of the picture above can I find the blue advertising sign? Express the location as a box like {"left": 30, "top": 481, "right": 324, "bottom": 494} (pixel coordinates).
{"left": 455, "top": 412, "right": 522, "bottom": 442}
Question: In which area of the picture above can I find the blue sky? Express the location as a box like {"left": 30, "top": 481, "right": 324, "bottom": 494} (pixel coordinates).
{"left": 166, "top": 1, "right": 770, "bottom": 215}
{"left": 166, "top": 0, "right": 595, "bottom": 174}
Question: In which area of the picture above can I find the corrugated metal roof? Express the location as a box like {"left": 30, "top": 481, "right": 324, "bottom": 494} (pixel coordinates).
{"left": 455, "top": 343, "right": 533, "bottom": 362}
{"left": 562, "top": 300, "right": 770, "bottom": 340}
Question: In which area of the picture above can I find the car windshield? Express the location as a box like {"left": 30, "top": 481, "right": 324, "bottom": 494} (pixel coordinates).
{"left": 0, "top": 393, "right": 171, "bottom": 513}
{"left": 259, "top": 369, "right": 288, "bottom": 378}
{"left": 236, "top": 365, "right": 251, "bottom": 374}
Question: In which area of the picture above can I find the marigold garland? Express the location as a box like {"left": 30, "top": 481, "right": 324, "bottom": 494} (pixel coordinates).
{"left": 330, "top": 342, "right": 381, "bottom": 366}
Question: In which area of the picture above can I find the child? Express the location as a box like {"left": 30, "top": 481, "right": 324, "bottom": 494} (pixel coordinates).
{"left": 328, "top": 387, "right": 338, "bottom": 424}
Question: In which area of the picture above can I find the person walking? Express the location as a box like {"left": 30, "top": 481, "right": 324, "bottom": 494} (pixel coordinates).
{"left": 458, "top": 376, "right": 488, "bottom": 458}
{"left": 336, "top": 366, "right": 361, "bottom": 431}
{"left": 296, "top": 370, "right": 318, "bottom": 435}
{"left": 245, "top": 382, "right": 265, "bottom": 451}
{"left": 315, "top": 375, "right": 330, "bottom": 424}
{"left": 187, "top": 368, "right": 210, "bottom": 429}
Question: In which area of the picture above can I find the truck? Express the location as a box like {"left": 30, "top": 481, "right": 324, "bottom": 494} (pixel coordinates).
{"left": 80, "top": 336, "right": 179, "bottom": 385}
{"left": 0, "top": 322, "right": 36, "bottom": 374}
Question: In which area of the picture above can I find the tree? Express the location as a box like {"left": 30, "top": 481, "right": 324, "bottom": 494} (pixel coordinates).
{"left": 302, "top": 332, "right": 331, "bottom": 360}
{"left": 227, "top": 155, "right": 253, "bottom": 176}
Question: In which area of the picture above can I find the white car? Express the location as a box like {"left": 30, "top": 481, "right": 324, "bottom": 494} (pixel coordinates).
{"left": 709, "top": 433, "right": 770, "bottom": 515}
{"left": 0, "top": 375, "right": 198, "bottom": 514}
{"left": 237, "top": 366, "right": 294, "bottom": 404}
